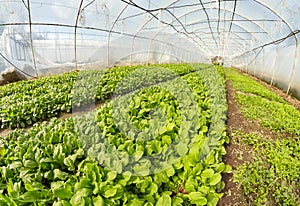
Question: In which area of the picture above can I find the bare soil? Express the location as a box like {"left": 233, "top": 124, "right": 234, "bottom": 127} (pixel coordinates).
{"left": 218, "top": 70, "right": 300, "bottom": 206}
{"left": 2, "top": 68, "right": 300, "bottom": 205}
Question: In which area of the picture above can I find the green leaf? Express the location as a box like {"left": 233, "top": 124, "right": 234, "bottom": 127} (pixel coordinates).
{"left": 9, "top": 161, "right": 23, "bottom": 169}
{"left": 172, "top": 197, "right": 184, "bottom": 206}
{"left": 201, "top": 169, "right": 214, "bottom": 179}
{"left": 106, "top": 171, "right": 118, "bottom": 181}
{"left": 149, "top": 183, "right": 158, "bottom": 195}
{"left": 188, "top": 192, "right": 207, "bottom": 205}
{"left": 207, "top": 194, "right": 220, "bottom": 206}
{"left": 173, "top": 160, "right": 183, "bottom": 170}
{"left": 162, "top": 135, "right": 172, "bottom": 146}
{"left": 93, "top": 196, "right": 105, "bottom": 206}
{"left": 213, "top": 163, "right": 225, "bottom": 173}
{"left": 102, "top": 186, "right": 117, "bottom": 198}
{"left": 156, "top": 195, "right": 171, "bottom": 206}
{"left": 0, "top": 147, "right": 7, "bottom": 157}
{"left": 70, "top": 195, "right": 84, "bottom": 206}
{"left": 209, "top": 173, "right": 222, "bottom": 186}
{"left": 185, "top": 178, "right": 198, "bottom": 193}
{"left": 165, "top": 166, "right": 175, "bottom": 177}
{"left": 24, "top": 160, "right": 38, "bottom": 168}
{"left": 205, "top": 151, "right": 215, "bottom": 165}
{"left": 54, "top": 188, "right": 73, "bottom": 199}
{"left": 122, "top": 171, "right": 132, "bottom": 181}
{"left": 223, "top": 165, "right": 232, "bottom": 173}
{"left": 144, "top": 194, "right": 155, "bottom": 204}
{"left": 198, "top": 186, "right": 210, "bottom": 195}
{"left": 70, "top": 188, "right": 91, "bottom": 206}
{"left": 20, "top": 122, "right": 26, "bottom": 128}
{"left": 63, "top": 155, "right": 76, "bottom": 171}
{"left": 134, "top": 149, "right": 144, "bottom": 161}
{"left": 175, "top": 142, "right": 188, "bottom": 156}
{"left": 154, "top": 171, "right": 169, "bottom": 183}
{"left": 133, "top": 162, "right": 150, "bottom": 176}
{"left": 192, "top": 163, "right": 203, "bottom": 176}
{"left": 53, "top": 169, "right": 69, "bottom": 180}
{"left": 21, "top": 191, "right": 48, "bottom": 203}
{"left": 128, "top": 198, "right": 145, "bottom": 206}
{"left": 151, "top": 140, "right": 162, "bottom": 154}
{"left": 136, "top": 180, "right": 149, "bottom": 192}
{"left": 0, "top": 193, "right": 18, "bottom": 205}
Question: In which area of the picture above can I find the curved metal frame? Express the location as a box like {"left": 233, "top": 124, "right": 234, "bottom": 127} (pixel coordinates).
{"left": 148, "top": 6, "right": 277, "bottom": 55}
{"left": 1, "top": 0, "right": 299, "bottom": 93}
{"left": 113, "top": 0, "right": 284, "bottom": 58}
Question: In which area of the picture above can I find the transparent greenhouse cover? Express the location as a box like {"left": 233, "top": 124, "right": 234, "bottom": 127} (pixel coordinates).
{"left": 0, "top": 0, "right": 300, "bottom": 97}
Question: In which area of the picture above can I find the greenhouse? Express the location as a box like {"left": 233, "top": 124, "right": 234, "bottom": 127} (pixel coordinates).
{"left": 0, "top": 0, "right": 300, "bottom": 205}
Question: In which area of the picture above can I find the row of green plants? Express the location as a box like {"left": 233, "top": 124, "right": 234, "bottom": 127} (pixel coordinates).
{"left": 233, "top": 131, "right": 300, "bottom": 205}
{"left": 226, "top": 69, "right": 300, "bottom": 135}
{"left": 225, "top": 68, "right": 300, "bottom": 205}
{"left": 0, "top": 64, "right": 199, "bottom": 130}
{"left": 0, "top": 65, "right": 230, "bottom": 205}
{"left": 225, "top": 69, "right": 285, "bottom": 103}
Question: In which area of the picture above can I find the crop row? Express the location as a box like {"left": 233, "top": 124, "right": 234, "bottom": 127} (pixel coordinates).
{"left": 226, "top": 69, "right": 300, "bottom": 135}
{"left": 0, "top": 65, "right": 230, "bottom": 205}
{"left": 0, "top": 64, "right": 198, "bottom": 130}
{"left": 225, "top": 68, "right": 300, "bottom": 205}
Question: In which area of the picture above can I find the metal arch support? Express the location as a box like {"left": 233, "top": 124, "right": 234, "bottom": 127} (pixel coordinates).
{"left": 74, "top": 0, "right": 84, "bottom": 70}
{"left": 161, "top": 20, "right": 260, "bottom": 58}
{"left": 154, "top": 6, "right": 275, "bottom": 49}
{"left": 105, "top": 2, "right": 202, "bottom": 66}
{"left": 184, "top": 13, "right": 275, "bottom": 43}
{"left": 120, "top": 0, "right": 286, "bottom": 63}
{"left": 106, "top": 0, "right": 296, "bottom": 67}
{"left": 148, "top": 8, "right": 273, "bottom": 61}
{"left": 164, "top": 30, "right": 251, "bottom": 58}
{"left": 252, "top": 0, "right": 297, "bottom": 43}
{"left": 185, "top": 27, "right": 252, "bottom": 49}
{"left": 129, "top": 30, "right": 212, "bottom": 64}
{"left": 144, "top": 0, "right": 277, "bottom": 55}
{"left": 181, "top": 30, "right": 249, "bottom": 53}
{"left": 244, "top": 0, "right": 299, "bottom": 94}
{"left": 156, "top": 31, "right": 247, "bottom": 60}
{"left": 186, "top": 26, "right": 254, "bottom": 51}
{"left": 107, "top": 3, "right": 129, "bottom": 67}
{"left": 26, "top": 0, "right": 38, "bottom": 77}
{"left": 203, "top": 42, "right": 246, "bottom": 54}
{"left": 197, "top": 0, "right": 219, "bottom": 50}
{"left": 121, "top": 1, "right": 215, "bottom": 55}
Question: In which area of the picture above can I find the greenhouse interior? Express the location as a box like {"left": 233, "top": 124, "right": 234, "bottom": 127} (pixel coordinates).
{"left": 0, "top": 0, "right": 300, "bottom": 205}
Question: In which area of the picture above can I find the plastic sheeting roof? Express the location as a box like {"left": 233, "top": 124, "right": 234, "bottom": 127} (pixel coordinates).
{"left": 0, "top": 0, "right": 299, "bottom": 71}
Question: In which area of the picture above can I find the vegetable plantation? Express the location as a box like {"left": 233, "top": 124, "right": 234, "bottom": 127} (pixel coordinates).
{"left": 224, "top": 69, "right": 300, "bottom": 205}
{"left": 1, "top": 63, "right": 299, "bottom": 206}
{"left": 1, "top": 0, "right": 300, "bottom": 205}
{"left": 0, "top": 64, "right": 231, "bottom": 205}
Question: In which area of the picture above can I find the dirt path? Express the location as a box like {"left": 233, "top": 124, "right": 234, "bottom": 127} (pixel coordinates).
{"left": 218, "top": 80, "right": 253, "bottom": 206}
{"left": 218, "top": 69, "right": 300, "bottom": 205}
